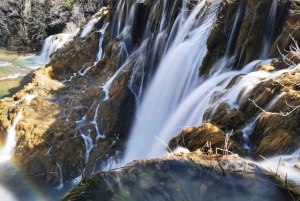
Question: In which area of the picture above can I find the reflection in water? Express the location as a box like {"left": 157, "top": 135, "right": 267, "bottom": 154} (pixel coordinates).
{"left": 0, "top": 162, "right": 76, "bottom": 201}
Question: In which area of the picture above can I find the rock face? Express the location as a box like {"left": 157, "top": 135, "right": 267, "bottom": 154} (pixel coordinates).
{"left": 62, "top": 151, "right": 300, "bottom": 201}
{"left": 0, "top": 0, "right": 102, "bottom": 51}
{"left": 199, "top": 0, "right": 289, "bottom": 76}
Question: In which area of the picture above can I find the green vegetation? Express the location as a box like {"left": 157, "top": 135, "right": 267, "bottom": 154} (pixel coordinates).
{"left": 66, "top": 0, "right": 72, "bottom": 11}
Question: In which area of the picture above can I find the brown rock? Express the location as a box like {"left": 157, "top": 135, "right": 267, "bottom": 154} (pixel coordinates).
{"left": 99, "top": 72, "right": 136, "bottom": 138}
{"left": 168, "top": 123, "right": 246, "bottom": 156}
{"left": 210, "top": 103, "right": 245, "bottom": 130}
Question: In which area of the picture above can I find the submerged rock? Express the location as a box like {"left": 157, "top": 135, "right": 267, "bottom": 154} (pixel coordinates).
{"left": 62, "top": 151, "right": 300, "bottom": 201}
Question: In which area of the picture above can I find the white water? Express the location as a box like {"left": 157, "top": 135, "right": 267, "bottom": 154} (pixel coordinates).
{"left": 34, "top": 33, "right": 77, "bottom": 64}
{"left": 121, "top": 0, "right": 295, "bottom": 164}
{"left": 0, "top": 110, "right": 23, "bottom": 162}
{"left": 80, "top": 130, "right": 94, "bottom": 164}
{"left": 122, "top": 1, "right": 218, "bottom": 163}
{"left": 261, "top": 0, "right": 277, "bottom": 59}
{"left": 55, "top": 162, "right": 64, "bottom": 189}
{"left": 80, "top": 17, "right": 101, "bottom": 38}
{"left": 0, "top": 61, "right": 12, "bottom": 67}
{"left": 77, "top": 22, "right": 109, "bottom": 76}
{"left": 92, "top": 104, "right": 105, "bottom": 140}
{"left": 260, "top": 149, "right": 300, "bottom": 184}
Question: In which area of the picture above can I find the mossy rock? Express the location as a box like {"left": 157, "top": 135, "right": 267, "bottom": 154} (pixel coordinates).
{"left": 62, "top": 151, "right": 300, "bottom": 201}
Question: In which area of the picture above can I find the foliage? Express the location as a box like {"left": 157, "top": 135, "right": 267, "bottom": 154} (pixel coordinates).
{"left": 66, "top": 0, "right": 72, "bottom": 11}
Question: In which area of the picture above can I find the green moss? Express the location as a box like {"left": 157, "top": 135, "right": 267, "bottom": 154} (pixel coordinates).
{"left": 61, "top": 174, "right": 114, "bottom": 201}
{"left": 66, "top": 0, "right": 72, "bottom": 12}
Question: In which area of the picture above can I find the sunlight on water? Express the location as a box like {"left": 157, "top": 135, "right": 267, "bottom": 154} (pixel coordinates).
{"left": 0, "top": 51, "right": 40, "bottom": 99}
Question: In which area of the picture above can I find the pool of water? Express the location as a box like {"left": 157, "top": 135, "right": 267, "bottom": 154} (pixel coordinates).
{"left": 0, "top": 162, "right": 76, "bottom": 201}
{"left": 0, "top": 51, "right": 40, "bottom": 99}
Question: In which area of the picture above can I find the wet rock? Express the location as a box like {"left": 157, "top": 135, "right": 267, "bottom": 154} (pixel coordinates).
{"left": 100, "top": 72, "right": 136, "bottom": 138}
{"left": 87, "top": 39, "right": 122, "bottom": 83}
{"left": 250, "top": 92, "right": 300, "bottom": 158}
{"left": 62, "top": 151, "right": 300, "bottom": 201}
{"left": 50, "top": 32, "right": 101, "bottom": 78}
{"left": 81, "top": 85, "right": 106, "bottom": 110}
{"left": 199, "top": 0, "right": 243, "bottom": 76}
{"left": 168, "top": 123, "right": 245, "bottom": 156}
{"left": 240, "top": 79, "right": 283, "bottom": 119}
{"left": 210, "top": 103, "right": 245, "bottom": 131}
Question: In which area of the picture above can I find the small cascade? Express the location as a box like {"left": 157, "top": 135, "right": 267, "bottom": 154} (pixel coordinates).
{"left": 0, "top": 110, "right": 23, "bottom": 162}
{"left": 35, "top": 33, "right": 77, "bottom": 64}
{"left": 77, "top": 22, "right": 109, "bottom": 76}
{"left": 55, "top": 162, "right": 64, "bottom": 189}
{"left": 111, "top": 0, "right": 138, "bottom": 56}
{"left": 76, "top": 102, "right": 96, "bottom": 124}
{"left": 0, "top": 61, "right": 12, "bottom": 67}
{"left": 103, "top": 150, "right": 122, "bottom": 171}
{"left": 95, "top": 22, "right": 109, "bottom": 62}
{"left": 46, "top": 146, "right": 52, "bottom": 156}
{"left": 80, "top": 17, "right": 101, "bottom": 38}
{"left": 261, "top": 0, "right": 277, "bottom": 59}
{"left": 260, "top": 149, "right": 300, "bottom": 183}
{"left": 101, "top": 38, "right": 149, "bottom": 100}
{"left": 79, "top": 130, "right": 94, "bottom": 165}
{"left": 92, "top": 104, "right": 105, "bottom": 140}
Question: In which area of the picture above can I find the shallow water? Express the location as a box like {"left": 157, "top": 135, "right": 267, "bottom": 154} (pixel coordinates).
{"left": 0, "top": 51, "right": 76, "bottom": 200}
{"left": 0, "top": 51, "right": 40, "bottom": 99}
{"left": 0, "top": 162, "right": 76, "bottom": 201}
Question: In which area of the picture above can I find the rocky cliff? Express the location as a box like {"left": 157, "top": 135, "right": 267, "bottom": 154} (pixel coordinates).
{"left": 0, "top": 0, "right": 103, "bottom": 51}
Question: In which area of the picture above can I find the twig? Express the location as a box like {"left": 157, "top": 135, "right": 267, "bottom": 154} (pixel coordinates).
{"left": 276, "top": 157, "right": 281, "bottom": 176}
{"left": 155, "top": 136, "right": 172, "bottom": 152}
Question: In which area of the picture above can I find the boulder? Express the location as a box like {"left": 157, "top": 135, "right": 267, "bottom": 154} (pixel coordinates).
{"left": 168, "top": 123, "right": 246, "bottom": 156}
{"left": 210, "top": 103, "right": 245, "bottom": 131}
{"left": 62, "top": 151, "right": 300, "bottom": 201}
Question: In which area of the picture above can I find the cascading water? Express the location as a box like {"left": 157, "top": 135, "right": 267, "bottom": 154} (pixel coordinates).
{"left": 261, "top": 0, "right": 277, "bottom": 59}
{"left": 0, "top": 110, "right": 23, "bottom": 162}
{"left": 80, "top": 17, "right": 101, "bottom": 38}
{"left": 122, "top": 0, "right": 289, "bottom": 164}
{"left": 34, "top": 33, "right": 77, "bottom": 64}
{"left": 123, "top": 0, "right": 219, "bottom": 163}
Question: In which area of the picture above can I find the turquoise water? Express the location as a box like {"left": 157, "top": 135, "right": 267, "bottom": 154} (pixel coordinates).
{"left": 0, "top": 51, "right": 40, "bottom": 99}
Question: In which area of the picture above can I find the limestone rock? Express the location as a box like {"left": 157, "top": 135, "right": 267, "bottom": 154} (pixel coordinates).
{"left": 99, "top": 72, "right": 136, "bottom": 138}
{"left": 168, "top": 123, "right": 245, "bottom": 156}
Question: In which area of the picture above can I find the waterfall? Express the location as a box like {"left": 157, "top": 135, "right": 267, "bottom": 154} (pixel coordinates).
{"left": 261, "top": 0, "right": 277, "bottom": 59}
{"left": 55, "top": 162, "right": 64, "bottom": 189}
{"left": 80, "top": 130, "right": 94, "bottom": 165}
{"left": 123, "top": 1, "right": 220, "bottom": 163}
{"left": 34, "top": 33, "right": 76, "bottom": 64}
{"left": 0, "top": 110, "right": 23, "bottom": 163}
{"left": 80, "top": 17, "right": 101, "bottom": 38}
{"left": 121, "top": 0, "right": 291, "bottom": 163}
